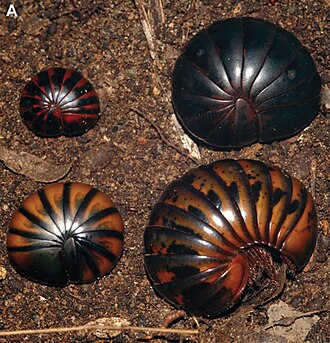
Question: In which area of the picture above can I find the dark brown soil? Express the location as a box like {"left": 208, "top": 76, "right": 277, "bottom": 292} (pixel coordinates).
{"left": 0, "top": 1, "right": 328, "bottom": 342}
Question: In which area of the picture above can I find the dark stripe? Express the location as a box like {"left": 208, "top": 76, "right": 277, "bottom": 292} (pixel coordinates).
{"left": 51, "top": 68, "right": 66, "bottom": 104}
{"left": 63, "top": 237, "right": 80, "bottom": 281}
{"left": 37, "top": 70, "right": 53, "bottom": 102}
{"left": 157, "top": 263, "right": 228, "bottom": 302}
{"left": 61, "top": 107, "right": 100, "bottom": 115}
{"left": 187, "top": 204, "right": 208, "bottom": 223}
{"left": 146, "top": 225, "right": 233, "bottom": 258}
{"left": 77, "top": 238, "right": 118, "bottom": 273}
{"left": 239, "top": 18, "right": 244, "bottom": 91}
{"left": 60, "top": 92, "right": 98, "bottom": 109}
{"left": 289, "top": 199, "right": 300, "bottom": 214}
{"left": 145, "top": 254, "right": 228, "bottom": 286}
{"left": 19, "top": 207, "right": 61, "bottom": 239}
{"left": 166, "top": 180, "right": 248, "bottom": 247}
{"left": 251, "top": 181, "right": 262, "bottom": 202}
{"left": 145, "top": 254, "right": 228, "bottom": 266}
{"left": 243, "top": 160, "right": 273, "bottom": 243}
{"left": 186, "top": 266, "right": 232, "bottom": 311}
{"left": 63, "top": 182, "right": 71, "bottom": 232}
{"left": 262, "top": 166, "right": 273, "bottom": 243}
{"left": 189, "top": 180, "right": 246, "bottom": 245}
{"left": 149, "top": 202, "right": 239, "bottom": 253}
{"left": 63, "top": 71, "right": 84, "bottom": 95}
{"left": 38, "top": 188, "right": 63, "bottom": 238}
{"left": 281, "top": 186, "right": 308, "bottom": 245}
{"left": 79, "top": 228, "right": 124, "bottom": 241}
{"left": 78, "top": 241, "right": 101, "bottom": 280}
{"left": 8, "top": 227, "right": 62, "bottom": 244}
{"left": 8, "top": 242, "right": 60, "bottom": 252}
{"left": 273, "top": 188, "right": 285, "bottom": 206}
{"left": 70, "top": 206, "right": 119, "bottom": 236}
{"left": 246, "top": 22, "right": 277, "bottom": 99}
{"left": 68, "top": 187, "right": 99, "bottom": 234}
{"left": 204, "top": 29, "right": 236, "bottom": 95}
{"left": 271, "top": 173, "right": 293, "bottom": 246}
{"left": 227, "top": 160, "right": 260, "bottom": 241}
{"left": 22, "top": 82, "right": 48, "bottom": 102}
{"left": 255, "top": 48, "right": 305, "bottom": 106}
{"left": 202, "top": 164, "right": 253, "bottom": 242}
{"left": 61, "top": 95, "right": 99, "bottom": 109}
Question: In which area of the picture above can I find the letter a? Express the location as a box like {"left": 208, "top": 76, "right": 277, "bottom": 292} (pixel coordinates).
{"left": 6, "top": 4, "right": 18, "bottom": 17}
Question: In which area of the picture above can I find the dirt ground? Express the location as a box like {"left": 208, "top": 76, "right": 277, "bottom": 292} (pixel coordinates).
{"left": 0, "top": 0, "right": 329, "bottom": 342}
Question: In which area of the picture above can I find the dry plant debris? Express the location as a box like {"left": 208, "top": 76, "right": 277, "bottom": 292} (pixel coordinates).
{"left": 0, "top": 146, "right": 72, "bottom": 182}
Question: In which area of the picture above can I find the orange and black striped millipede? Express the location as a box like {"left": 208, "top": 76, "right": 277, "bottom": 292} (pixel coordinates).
{"left": 7, "top": 182, "right": 124, "bottom": 286}
{"left": 144, "top": 159, "right": 318, "bottom": 317}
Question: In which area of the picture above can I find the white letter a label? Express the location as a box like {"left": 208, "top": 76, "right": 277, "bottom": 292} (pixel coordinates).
{"left": 6, "top": 4, "right": 18, "bottom": 17}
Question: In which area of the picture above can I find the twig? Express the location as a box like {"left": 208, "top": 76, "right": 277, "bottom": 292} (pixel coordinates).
{"left": 0, "top": 324, "right": 199, "bottom": 337}
{"left": 133, "top": 0, "right": 164, "bottom": 96}
{"left": 150, "top": 0, "right": 165, "bottom": 28}
{"left": 132, "top": 2, "right": 200, "bottom": 159}
{"left": 133, "top": 0, "right": 157, "bottom": 60}
{"left": 131, "top": 108, "right": 199, "bottom": 164}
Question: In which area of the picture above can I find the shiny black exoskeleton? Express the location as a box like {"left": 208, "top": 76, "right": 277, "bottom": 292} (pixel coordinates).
{"left": 172, "top": 17, "right": 321, "bottom": 149}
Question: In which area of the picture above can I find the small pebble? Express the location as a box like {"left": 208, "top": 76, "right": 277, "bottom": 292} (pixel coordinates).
{"left": 0, "top": 266, "right": 7, "bottom": 281}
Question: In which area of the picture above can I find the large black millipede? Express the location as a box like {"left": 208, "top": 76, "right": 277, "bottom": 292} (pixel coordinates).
{"left": 172, "top": 17, "right": 321, "bottom": 149}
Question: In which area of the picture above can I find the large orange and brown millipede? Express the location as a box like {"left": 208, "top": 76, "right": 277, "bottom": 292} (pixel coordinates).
{"left": 144, "top": 159, "right": 317, "bottom": 317}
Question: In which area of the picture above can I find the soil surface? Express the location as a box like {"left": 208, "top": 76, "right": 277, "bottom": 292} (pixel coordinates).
{"left": 0, "top": 1, "right": 329, "bottom": 342}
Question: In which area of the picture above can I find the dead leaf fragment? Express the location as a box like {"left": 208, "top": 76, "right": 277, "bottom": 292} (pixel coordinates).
{"left": 0, "top": 146, "right": 71, "bottom": 182}
{"left": 265, "top": 301, "right": 320, "bottom": 342}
